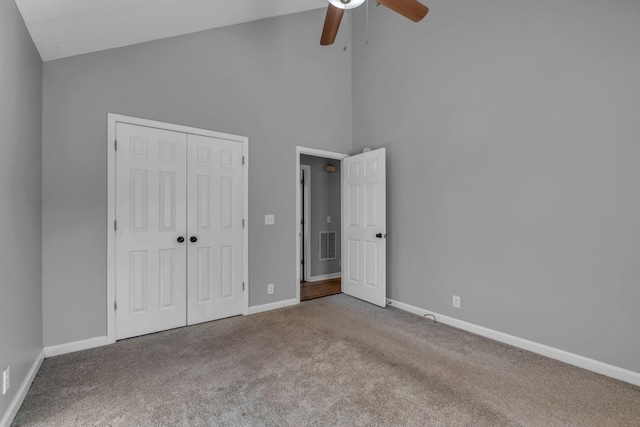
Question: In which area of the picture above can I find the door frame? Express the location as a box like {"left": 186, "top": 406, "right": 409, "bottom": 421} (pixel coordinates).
{"left": 299, "top": 165, "right": 311, "bottom": 282}
{"left": 107, "top": 113, "right": 249, "bottom": 344}
{"left": 295, "top": 146, "right": 348, "bottom": 301}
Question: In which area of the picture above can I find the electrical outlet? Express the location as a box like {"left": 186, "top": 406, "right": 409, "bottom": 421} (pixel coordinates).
{"left": 453, "top": 295, "right": 461, "bottom": 309}
{"left": 327, "top": 216, "right": 331, "bottom": 223}
{"left": 2, "top": 366, "right": 9, "bottom": 395}
{"left": 265, "top": 214, "right": 275, "bottom": 225}
{"left": 267, "top": 283, "right": 274, "bottom": 295}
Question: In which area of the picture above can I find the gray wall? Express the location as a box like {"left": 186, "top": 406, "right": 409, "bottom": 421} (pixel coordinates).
{"left": 39, "top": 0, "right": 640, "bottom": 377}
{"left": 301, "top": 155, "right": 341, "bottom": 278}
{"left": 352, "top": 0, "right": 640, "bottom": 372}
{"left": 42, "top": 9, "right": 353, "bottom": 346}
{"left": 0, "top": 0, "right": 43, "bottom": 419}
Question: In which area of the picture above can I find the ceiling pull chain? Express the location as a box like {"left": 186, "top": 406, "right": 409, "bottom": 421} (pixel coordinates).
{"left": 366, "top": 0, "right": 369, "bottom": 44}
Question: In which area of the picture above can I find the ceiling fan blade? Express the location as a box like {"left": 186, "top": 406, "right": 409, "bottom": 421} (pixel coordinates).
{"left": 320, "top": 4, "right": 345, "bottom": 46}
{"left": 377, "top": 0, "right": 429, "bottom": 22}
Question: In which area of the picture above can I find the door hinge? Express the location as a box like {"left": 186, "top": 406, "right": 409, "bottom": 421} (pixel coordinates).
{"left": 114, "top": 301, "right": 118, "bottom": 311}
{"left": 242, "top": 219, "right": 245, "bottom": 228}
{"left": 242, "top": 156, "right": 245, "bottom": 165}
{"left": 242, "top": 282, "right": 245, "bottom": 291}
{"left": 114, "top": 140, "right": 117, "bottom": 151}
{"left": 114, "top": 220, "right": 117, "bottom": 231}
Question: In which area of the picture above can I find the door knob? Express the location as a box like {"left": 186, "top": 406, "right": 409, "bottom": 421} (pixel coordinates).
{"left": 375, "top": 233, "right": 387, "bottom": 239}
{"left": 190, "top": 236, "right": 198, "bottom": 243}
{"left": 177, "top": 236, "right": 185, "bottom": 243}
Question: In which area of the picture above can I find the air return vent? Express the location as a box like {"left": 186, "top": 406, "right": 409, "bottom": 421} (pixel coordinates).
{"left": 319, "top": 231, "right": 337, "bottom": 261}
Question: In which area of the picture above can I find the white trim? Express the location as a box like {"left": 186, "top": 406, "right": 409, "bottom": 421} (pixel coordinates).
{"left": 386, "top": 299, "right": 640, "bottom": 387}
{"left": 0, "top": 350, "right": 44, "bottom": 427}
{"left": 247, "top": 298, "right": 299, "bottom": 315}
{"left": 295, "top": 146, "right": 348, "bottom": 302}
{"left": 43, "top": 336, "right": 110, "bottom": 358}
{"left": 107, "top": 114, "right": 117, "bottom": 344}
{"left": 308, "top": 272, "right": 341, "bottom": 282}
{"left": 242, "top": 134, "right": 249, "bottom": 316}
{"left": 107, "top": 113, "right": 250, "bottom": 341}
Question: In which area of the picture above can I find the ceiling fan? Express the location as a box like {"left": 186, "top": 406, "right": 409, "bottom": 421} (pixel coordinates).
{"left": 320, "top": 0, "right": 429, "bottom": 46}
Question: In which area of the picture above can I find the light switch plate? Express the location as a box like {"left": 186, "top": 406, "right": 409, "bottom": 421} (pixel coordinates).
{"left": 265, "top": 214, "right": 275, "bottom": 225}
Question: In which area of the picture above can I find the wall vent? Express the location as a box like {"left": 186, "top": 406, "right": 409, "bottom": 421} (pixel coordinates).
{"left": 319, "top": 231, "right": 337, "bottom": 261}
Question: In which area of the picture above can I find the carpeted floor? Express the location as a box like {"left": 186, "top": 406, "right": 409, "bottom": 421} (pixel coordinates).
{"left": 13, "top": 294, "right": 640, "bottom": 426}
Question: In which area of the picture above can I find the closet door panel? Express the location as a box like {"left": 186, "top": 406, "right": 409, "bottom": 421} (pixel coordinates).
{"left": 186, "top": 134, "right": 244, "bottom": 324}
{"left": 115, "top": 123, "right": 188, "bottom": 339}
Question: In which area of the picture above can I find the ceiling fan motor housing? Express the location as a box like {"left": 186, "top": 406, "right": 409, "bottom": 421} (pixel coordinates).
{"left": 328, "top": 0, "right": 366, "bottom": 10}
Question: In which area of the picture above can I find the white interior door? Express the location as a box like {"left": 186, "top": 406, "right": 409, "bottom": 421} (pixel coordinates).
{"left": 186, "top": 134, "right": 244, "bottom": 325}
{"left": 115, "top": 123, "right": 188, "bottom": 339}
{"left": 341, "top": 148, "right": 386, "bottom": 307}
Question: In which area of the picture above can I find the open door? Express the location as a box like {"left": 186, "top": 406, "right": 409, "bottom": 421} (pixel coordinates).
{"left": 341, "top": 148, "right": 386, "bottom": 307}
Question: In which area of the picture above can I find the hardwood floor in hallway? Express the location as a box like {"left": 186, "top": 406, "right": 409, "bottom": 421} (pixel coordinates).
{"left": 300, "top": 277, "right": 341, "bottom": 301}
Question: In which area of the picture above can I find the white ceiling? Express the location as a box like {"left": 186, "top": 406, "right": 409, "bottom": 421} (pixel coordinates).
{"left": 15, "top": 0, "right": 328, "bottom": 61}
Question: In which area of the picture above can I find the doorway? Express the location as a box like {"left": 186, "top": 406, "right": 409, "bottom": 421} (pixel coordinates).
{"left": 299, "top": 155, "right": 342, "bottom": 300}
{"left": 296, "top": 147, "right": 347, "bottom": 301}
{"left": 107, "top": 114, "right": 249, "bottom": 342}
{"left": 295, "top": 146, "right": 388, "bottom": 307}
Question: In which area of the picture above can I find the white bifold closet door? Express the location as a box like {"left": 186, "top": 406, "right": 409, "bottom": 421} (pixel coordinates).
{"left": 115, "top": 123, "right": 243, "bottom": 340}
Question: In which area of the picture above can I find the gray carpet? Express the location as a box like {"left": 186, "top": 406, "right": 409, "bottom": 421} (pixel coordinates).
{"left": 13, "top": 294, "right": 640, "bottom": 426}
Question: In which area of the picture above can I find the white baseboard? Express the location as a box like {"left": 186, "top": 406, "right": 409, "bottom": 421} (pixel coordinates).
{"left": 247, "top": 298, "right": 299, "bottom": 315}
{"left": 44, "top": 336, "right": 110, "bottom": 358}
{"left": 308, "top": 272, "right": 341, "bottom": 282}
{"left": 387, "top": 298, "right": 640, "bottom": 387}
{"left": 0, "top": 349, "right": 44, "bottom": 427}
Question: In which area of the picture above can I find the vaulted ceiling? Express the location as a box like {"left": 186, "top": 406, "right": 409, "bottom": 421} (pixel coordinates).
{"left": 15, "top": 0, "right": 327, "bottom": 61}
